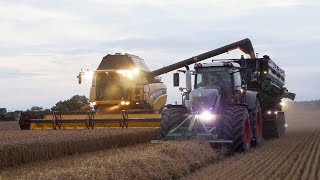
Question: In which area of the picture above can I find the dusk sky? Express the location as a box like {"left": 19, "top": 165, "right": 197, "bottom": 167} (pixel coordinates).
{"left": 0, "top": 0, "right": 319, "bottom": 111}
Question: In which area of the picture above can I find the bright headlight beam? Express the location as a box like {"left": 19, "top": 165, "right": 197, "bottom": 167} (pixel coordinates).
{"left": 198, "top": 111, "right": 216, "bottom": 122}
{"left": 116, "top": 69, "right": 140, "bottom": 78}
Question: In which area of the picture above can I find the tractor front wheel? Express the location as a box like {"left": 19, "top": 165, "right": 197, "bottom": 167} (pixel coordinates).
{"left": 160, "top": 106, "right": 190, "bottom": 138}
{"left": 219, "top": 106, "right": 251, "bottom": 152}
{"left": 232, "top": 106, "right": 251, "bottom": 152}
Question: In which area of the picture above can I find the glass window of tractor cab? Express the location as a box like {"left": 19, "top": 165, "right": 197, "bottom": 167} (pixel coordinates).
{"left": 195, "top": 67, "right": 232, "bottom": 89}
{"left": 233, "top": 71, "right": 242, "bottom": 90}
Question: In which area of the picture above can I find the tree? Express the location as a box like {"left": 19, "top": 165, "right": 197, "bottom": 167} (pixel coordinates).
{"left": 51, "top": 95, "right": 89, "bottom": 112}
{"left": 0, "top": 108, "right": 6, "bottom": 120}
{"left": 28, "top": 106, "right": 44, "bottom": 112}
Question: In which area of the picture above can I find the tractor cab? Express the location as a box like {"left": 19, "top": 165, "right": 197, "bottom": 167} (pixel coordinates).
{"left": 174, "top": 61, "right": 245, "bottom": 115}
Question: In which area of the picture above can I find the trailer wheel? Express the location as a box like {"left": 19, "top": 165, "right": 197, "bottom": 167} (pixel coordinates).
{"left": 232, "top": 106, "right": 251, "bottom": 152}
{"left": 263, "top": 119, "right": 281, "bottom": 139}
{"left": 281, "top": 113, "right": 286, "bottom": 135}
{"left": 278, "top": 112, "right": 286, "bottom": 136}
{"left": 275, "top": 113, "right": 285, "bottom": 138}
{"left": 160, "top": 106, "right": 190, "bottom": 138}
{"left": 252, "top": 99, "right": 263, "bottom": 147}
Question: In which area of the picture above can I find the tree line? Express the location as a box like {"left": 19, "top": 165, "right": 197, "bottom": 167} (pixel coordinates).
{"left": 0, "top": 95, "right": 89, "bottom": 121}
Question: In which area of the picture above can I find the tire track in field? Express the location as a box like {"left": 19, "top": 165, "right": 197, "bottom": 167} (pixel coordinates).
{"left": 227, "top": 133, "right": 303, "bottom": 179}
{"left": 245, "top": 134, "right": 303, "bottom": 179}
{"left": 300, "top": 131, "right": 320, "bottom": 179}
{"left": 270, "top": 131, "right": 319, "bottom": 179}
{"left": 187, "top": 133, "right": 299, "bottom": 180}
{"left": 311, "top": 136, "right": 320, "bottom": 179}
{"left": 241, "top": 133, "right": 307, "bottom": 179}
{"left": 185, "top": 130, "right": 320, "bottom": 180}
{"left": 284, "top": 130, "right": 319, "bottom": 179}
{"left": 223, "top": 134, "right": 299, "bottom": 179}
{"left": 228, "top": 137, "right": 295, "bottom": 179}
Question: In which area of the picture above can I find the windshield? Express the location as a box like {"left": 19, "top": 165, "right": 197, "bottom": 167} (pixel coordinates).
{"left": 96, "top": 73, "right": 123, "bottom": 101}
{"left": 95, "top": 72, "right": 147, "bottom": 101}
{"left": 195, "top": 67, "right": 231, "bottom": 89}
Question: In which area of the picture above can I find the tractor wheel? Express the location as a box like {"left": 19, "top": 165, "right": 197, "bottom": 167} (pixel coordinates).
{"left": 232, "top": 106, "right": 251, "bottom": 152}
{"left": 219, "top": 106, "right": 251, "bottom": 152}
{"left": 251, "top": 99, "right": 263, "bottom": 147}
{"left": 275, "top": 113, "right": 284, "bottom": 138}
{"left": 278, "top": 112, "right": 286, "bottom": 136}
{"left": 282, "top": 113, "right": 286, "bottom": 135}
{"left": 160, "top": 106, "right": 190, "bottom": 138}
{"left": 218, "top": 107, "right": 233, "bottom": 146}
{"left": 262, "top": 114, "right": 283, "bottom": 139}
{"left": 262, "top": 120, "right": 278, "bottom": 139}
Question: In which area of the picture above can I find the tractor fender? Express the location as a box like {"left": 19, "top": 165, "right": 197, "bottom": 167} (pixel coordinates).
{"left": 164, "top": 104, "right": 189, "bottom": 111}
{"left": 245, "top": 91, "right": 260, "bottom": 111}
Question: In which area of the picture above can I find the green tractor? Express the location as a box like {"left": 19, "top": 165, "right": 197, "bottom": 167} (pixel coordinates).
{"left": 159, "top": 39, "right": 295, "bottom": 152}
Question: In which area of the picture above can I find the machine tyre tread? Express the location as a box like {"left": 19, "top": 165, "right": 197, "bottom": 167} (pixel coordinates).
{"left": 232, "top": 106, "right": 251, "bottom": 152}
{"left": 219, "top": 107, "right": 233, "bottom": 143}
{"left": 251, "top": 99, "right": 263, "bottom": 147}
{"left": 160, "top": 106, "right": 190, "bottom": 138}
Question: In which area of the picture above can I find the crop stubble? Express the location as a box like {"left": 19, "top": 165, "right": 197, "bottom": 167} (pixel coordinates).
{"left": 0, "top": 141, "right": 223, "bottom": 179}
{"left": 0, "top": 107, "right": 319, "bottom": 179}
{"left": 0, "top": 128, "right": 159, "bottom": 168}
{"left": 185, "top": 109, "right": 320, "bottom": 180}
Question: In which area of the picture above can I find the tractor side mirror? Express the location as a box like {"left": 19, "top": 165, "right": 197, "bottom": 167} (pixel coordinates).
{"left": 173, "top": 73, "right": 180, "bottom": 87}
{"left": 77, "top": 72, "right": 82, "bottom": 84}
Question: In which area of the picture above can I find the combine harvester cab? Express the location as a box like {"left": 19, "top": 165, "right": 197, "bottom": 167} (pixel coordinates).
{"left": 19, "top": 53, "right": 167, "bottom": 130}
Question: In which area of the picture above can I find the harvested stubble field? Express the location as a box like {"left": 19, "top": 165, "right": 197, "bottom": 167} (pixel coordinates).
{"left": 0, "top": 128, "right": 159, "bottom": 169}
{"left": 0, "top": 121, "right": 20, "bottom": 131}
{"left": 0, "top": 107, "right": 319, "bottom": 179}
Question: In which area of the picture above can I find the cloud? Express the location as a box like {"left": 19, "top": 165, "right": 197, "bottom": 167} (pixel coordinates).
{"left": 0, "top": 0, "right": 319, "bottom": 110}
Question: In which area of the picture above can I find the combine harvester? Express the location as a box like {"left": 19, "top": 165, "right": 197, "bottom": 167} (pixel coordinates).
{"left": 19, "top": 38, "right": 294, "bottom": 151}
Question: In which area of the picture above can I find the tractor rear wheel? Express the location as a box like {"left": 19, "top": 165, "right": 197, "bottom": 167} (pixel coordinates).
{"left": 160, "top": 106, "right": 190, "bottom": 138}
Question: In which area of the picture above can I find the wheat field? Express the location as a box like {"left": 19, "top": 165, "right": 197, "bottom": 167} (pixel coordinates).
{"left": 0, "top": 107, "right": 319, "bottom": 179}
{"left": 0, "top": 128, "right": 159, "bottom": 168}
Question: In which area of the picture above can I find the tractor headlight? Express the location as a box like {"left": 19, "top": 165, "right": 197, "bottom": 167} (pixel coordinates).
{"left": 198, "top": 111, "right": 216, "bottom": 122}
{"left": 120, "top": 101, "right": 130, "bottom": 106}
